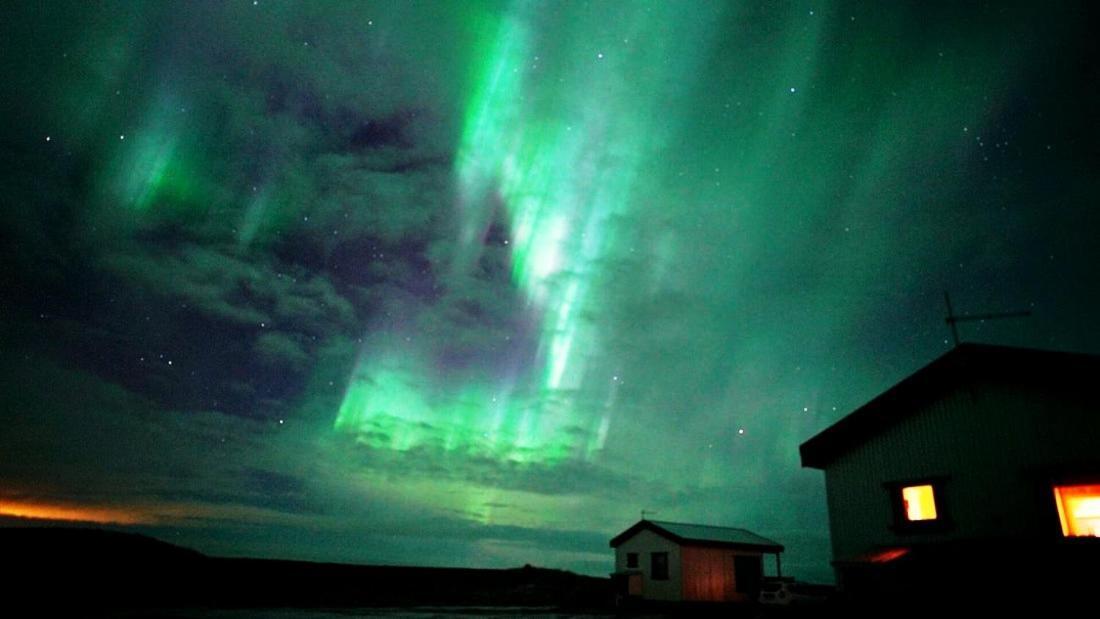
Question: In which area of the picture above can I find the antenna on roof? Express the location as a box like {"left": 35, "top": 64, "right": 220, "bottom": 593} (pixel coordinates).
{"left": 944, "top": 291, "right": 1031, "bottom": 347}
{"left": 641, "top": 509, "right": 657, "bottom": 521}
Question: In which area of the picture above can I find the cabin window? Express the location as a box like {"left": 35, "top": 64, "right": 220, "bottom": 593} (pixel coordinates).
{"left": 901, "top": 484, "right": 938, "bottom": 521}
{"left": 651, "top": 552, "right": 669, "bottom": 580}
{"left": 887, "top": 478, "right": 948, "bottom": 532}
{"left": 626, "top": 552, "right": 638, "bottom": 568}
{"left": 1053, "top": 484, "right": 1100, "bottom": 537}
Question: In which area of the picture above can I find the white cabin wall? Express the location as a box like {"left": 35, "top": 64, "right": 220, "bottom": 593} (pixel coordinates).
{"left": 614, "top": 528, "right": 683, "bottom": 601}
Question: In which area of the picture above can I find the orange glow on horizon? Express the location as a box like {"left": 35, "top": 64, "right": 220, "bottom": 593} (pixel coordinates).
{"left": 901, "top": 484, "right": 938, "bottom": 521}
{"left": 0, "top": 500, "right": 149, "bottom": 525}
{"left": 1053, "top": 485, "right": 1100, "bottom": 537}
{"left": 0, "top": 498, "right": 318, "bottom": 528}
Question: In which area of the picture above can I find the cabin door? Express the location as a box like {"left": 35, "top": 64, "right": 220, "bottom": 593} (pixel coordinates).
{"left": 734, "top": 555, "right": 763, "bottom": 597}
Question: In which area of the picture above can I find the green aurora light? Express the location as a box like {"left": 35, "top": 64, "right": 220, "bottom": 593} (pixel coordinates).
{"left": 5, "top": 0, "right": 1095, "bottom": 580}
{"left": 102, "top": 91, "right": 206, "bottom": 214}
{"left": 335, "top": 2, "right": 722, "bottom": 465}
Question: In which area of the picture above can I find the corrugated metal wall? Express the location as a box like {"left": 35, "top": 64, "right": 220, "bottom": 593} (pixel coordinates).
{"left": 825, "top": 379, "right": 1099, "bottom": 561}
{"left": 679, "top": 547, "right": 762, "bottom": 602}
{"left": 680, "top": 546, "right": 737, "bottom": 602}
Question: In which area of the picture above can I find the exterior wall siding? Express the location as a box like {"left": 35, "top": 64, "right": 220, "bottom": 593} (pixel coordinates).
{"left": 825, "top": 378, "right": 1099, "bottom": 562}
{"left": 680, "top": 546, "right": 760, "bottom": 602}
{"left": 614, "top": 529, "right": 682, "bottom": 601}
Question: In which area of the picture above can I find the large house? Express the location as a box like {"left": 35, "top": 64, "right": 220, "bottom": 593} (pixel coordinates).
{"left": 800, "top": 344, "right": 1100, "bottom": 599}
{"left": 609, "top": 519, "right": 783, "bottom": 604}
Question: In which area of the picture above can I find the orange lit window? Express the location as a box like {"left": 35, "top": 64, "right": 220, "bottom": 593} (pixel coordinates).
{"left": 1053, "top": 484, "right": 1100, "bottom": 537}
{"left": 901, "top": 484, "right": 938, "bottom": 521}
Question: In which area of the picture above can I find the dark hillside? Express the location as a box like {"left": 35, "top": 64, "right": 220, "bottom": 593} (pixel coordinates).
{"left": 2, "top": 527, "right": 610, "bottom": 611}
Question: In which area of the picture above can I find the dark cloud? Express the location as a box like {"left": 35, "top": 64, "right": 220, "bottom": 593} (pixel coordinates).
{"left": 1, "top": 0, "right": 1097, "bottom": 584}
{"left": 254, "top": 331, "right": 311, "bottom": 372}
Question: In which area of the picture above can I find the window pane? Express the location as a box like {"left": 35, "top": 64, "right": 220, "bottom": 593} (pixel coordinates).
{"left": 651, "top": 552, "right": 669, "bottom": 580}
{"left": 901, "top": 484, "right": 938, "bottom": 521}
{"left": 1053, "top": 484, "right": 1100, "bottom": 537}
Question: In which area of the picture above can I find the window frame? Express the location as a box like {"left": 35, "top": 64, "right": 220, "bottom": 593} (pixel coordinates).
{"left": 650, "top": 551, "right": 669, "bottom": 580}
{"left": 885, "top": 476, "right": 952, "bottom": 534}
{"left": 1051, "top": 482, "right": 1100, "bottom": 538}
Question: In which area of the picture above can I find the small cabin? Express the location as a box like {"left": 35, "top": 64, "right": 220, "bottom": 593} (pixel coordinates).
{"left": 800, "top": 344, "right": 1100, "bottom": 600}
{"left": 609, "top": 519, "right": 783, "bottom": 604}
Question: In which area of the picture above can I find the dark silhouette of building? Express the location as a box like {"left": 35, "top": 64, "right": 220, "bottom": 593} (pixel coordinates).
{"left": 800, "top": 344, "right": 1100, "bottom": 602}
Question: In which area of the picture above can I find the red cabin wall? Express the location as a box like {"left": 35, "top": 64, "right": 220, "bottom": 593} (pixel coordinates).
{"left": 681, "top": 546, "right": 742, "bottom": 602}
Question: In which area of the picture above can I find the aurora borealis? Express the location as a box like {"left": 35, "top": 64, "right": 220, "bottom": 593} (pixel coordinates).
{"left": 1, "top": 0, "right": 1098, "bottom": 582}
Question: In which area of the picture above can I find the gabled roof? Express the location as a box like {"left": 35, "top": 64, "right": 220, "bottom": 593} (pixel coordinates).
{"left": 800, "top": 344, "right": 1100, "bottom": 469}
{"left": 609, "top": 519, "right": 783, "bottom": 553}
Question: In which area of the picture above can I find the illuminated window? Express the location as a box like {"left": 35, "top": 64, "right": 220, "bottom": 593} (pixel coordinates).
{"left": 888, "top": 478, "right": 949, "bottom": 532}
{"left": 901, "top": 484, "right": 938, "bottom": 521}
{"left": 1053, "top": 484, "right": 1100, "bottom": 537}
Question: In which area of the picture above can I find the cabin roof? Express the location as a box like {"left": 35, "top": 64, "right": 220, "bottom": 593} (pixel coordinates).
{"left": 609, "top": 519, "right": 783, "bottom": 552}
{"left": 799, "top": 344, "right": 1100, "bottom": 469}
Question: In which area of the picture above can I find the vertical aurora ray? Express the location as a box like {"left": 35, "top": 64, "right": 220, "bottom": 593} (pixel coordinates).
{"left": 334, "top": 339, "right": 577, "bottom": 463}
{"left": 6, "top": 0, "right": 1091, "bottom": 582}
{"left": 101, "top": 91, "right": 205, "bottom": 215}
{"left": 336, "top": 1, "right": 722, "bottom": 466}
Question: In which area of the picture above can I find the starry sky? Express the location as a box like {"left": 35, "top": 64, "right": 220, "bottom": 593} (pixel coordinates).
{"left": 1, "top": 0, "right": 1098, "bottom": 582}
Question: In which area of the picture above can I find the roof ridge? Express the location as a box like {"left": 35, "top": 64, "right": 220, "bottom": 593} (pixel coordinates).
{"left": 800, "top": 343, "right": 1100, "bottom": 469}
{"left": 611, "top": 519, "right": 783, "bottom": 550}
{"left": 650, "top": 519, "right": 754, "bottom": 532}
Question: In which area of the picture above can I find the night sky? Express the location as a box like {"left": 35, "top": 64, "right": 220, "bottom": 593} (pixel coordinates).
{"left": 1, "top": 0, "right": 1098, "bottom": 582}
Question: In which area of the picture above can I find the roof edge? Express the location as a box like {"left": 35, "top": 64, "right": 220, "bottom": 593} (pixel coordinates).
{"left": 609, "top": 519, "right": 784, "bottom": 552}
{"left": 800, "top": 344, "right": 1100, "bottom": 469}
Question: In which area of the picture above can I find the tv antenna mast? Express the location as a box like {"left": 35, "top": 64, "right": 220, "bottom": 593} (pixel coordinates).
{"left": 943, "top": 291, "right": 1031, "bottom": 347}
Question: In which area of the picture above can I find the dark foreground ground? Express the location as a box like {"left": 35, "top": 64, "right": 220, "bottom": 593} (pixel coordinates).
{"left": 104, "top": 609, "right": 828, "bottom": 618}
{"left": 2, "top": 527, "right": 612, "bottom": 615}
{"left": 5, "top": 527, "right": 858, "bottom": 617}
{"left": 8, "top": 526, "right": 1025, "bottom": 618}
